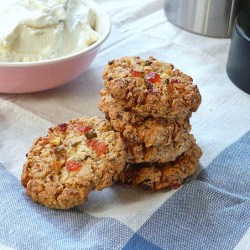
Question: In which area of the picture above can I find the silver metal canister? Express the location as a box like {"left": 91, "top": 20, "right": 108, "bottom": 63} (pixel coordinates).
{"left": 164, "top": 0, "right": 243, "bottom": 38}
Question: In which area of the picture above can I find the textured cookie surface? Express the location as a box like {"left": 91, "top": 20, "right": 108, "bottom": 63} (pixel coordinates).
{"left": 99, "top": 92, "right": 191, "bottom": 147}
{"left": 99, "top": 90, "right": 147, "bottom": 126}
{"left": 118, "top": 142, "right": 202, "bottom": 191}
{"left": 126, "top": 133, "right": 195, "bottom": 163}
{"left": 21, "top": 117, "right": 126, "bottom": 209}
{"left": 102, "top": 56, "right": 201, "bottom": 119}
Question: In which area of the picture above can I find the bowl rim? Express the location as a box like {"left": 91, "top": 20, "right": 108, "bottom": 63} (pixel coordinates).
{"left": 0, "top": 0, "right": 111, "bottom": 68}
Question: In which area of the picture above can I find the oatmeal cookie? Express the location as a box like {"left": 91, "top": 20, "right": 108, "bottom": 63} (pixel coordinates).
{"left": 21, "top": 117, "right": 126, "bottom": 209}
{"left": 126, "top": 133, "right": 195, "bottom": 163}
{"left": 99, "top": 90, "right": 147, "bottom": 126}
{"left": 118, "top": 142, "right": 202, "bottom": 191}
{"left": 102, "top": 56, "right": 201, "bottom": 119}
{"left": 99, "top": 92, "right": 191, "bottom": 147}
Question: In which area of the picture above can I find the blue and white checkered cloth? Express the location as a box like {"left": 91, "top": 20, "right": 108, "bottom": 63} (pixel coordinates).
{"left": 1, "top": 0, "right": 250, "bottom": 249}
{"left": 0, "top": 131, "right": 250, "bottom": 249}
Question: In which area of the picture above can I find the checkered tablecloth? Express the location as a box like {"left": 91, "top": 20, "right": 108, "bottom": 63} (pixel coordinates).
{"left": 1, "top": 0, "right": 250, "bottom": 249}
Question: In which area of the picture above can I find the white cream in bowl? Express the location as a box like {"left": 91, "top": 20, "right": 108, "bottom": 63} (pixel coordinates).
{"left": 0, "top": 0, "right": 100, "bottom": 62}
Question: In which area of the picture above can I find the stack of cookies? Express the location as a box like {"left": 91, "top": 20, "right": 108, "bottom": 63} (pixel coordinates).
{"left": 21, "top": 56, "right": 203, "bottom": 210}
{"left": 99, "top": 56, "right": 202, "bottom": 191}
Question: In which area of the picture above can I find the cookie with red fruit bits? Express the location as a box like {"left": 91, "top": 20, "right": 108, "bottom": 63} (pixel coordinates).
{"left": 21, "top": 117, "right": 126, "bottom": 209}
{"left": 117, "top": 142, "right": 202, "bottom": 191}
{"left": 102, "top": 56, "right": 201, "bottom": 119}
{"left": 99, "top": 91, "right": 192, "bottom": 147}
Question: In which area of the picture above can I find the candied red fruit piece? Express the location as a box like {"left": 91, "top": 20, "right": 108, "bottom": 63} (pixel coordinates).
{"left": 58, "top": 123, "right": 67, "bottom": 132}
{"left": 130, "top": 68, "right": 142, "bottom": 77}
{"left": 171, "top": 78, "right": 181, "bottom": 83}
{"left": 79, "top": 125, "right": 92, "bottom": 133}
{"left": 145, "top": 72, "right": 160, "bottom": 83}
{"left": 87, "top": 139, "right": 107, "bottom": 155}
{"left": 66, "top": 159, "right": 82, "bottom": 171}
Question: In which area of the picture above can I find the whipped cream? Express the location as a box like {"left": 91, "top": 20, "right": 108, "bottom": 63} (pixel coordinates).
{"left": 0, "top": 0, "right": 100, "bottom": 62}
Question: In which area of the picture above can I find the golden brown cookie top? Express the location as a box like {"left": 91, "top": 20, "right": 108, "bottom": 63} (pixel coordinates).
{"left": 102, "top": 56, "right": 201, "bottom": 119}
{"left": 21, "top": 117, "right": 126, "bottom": 209}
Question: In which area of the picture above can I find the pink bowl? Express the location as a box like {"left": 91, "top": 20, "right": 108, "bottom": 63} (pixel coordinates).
{"left": 0, "top": 0, "right": 111, "bottom": 94}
